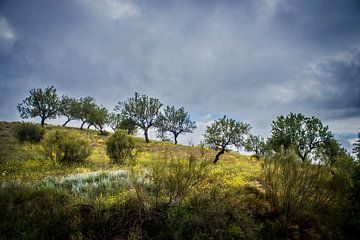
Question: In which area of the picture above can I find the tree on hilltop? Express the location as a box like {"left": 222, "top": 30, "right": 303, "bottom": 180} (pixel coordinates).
{"left": 115, "top": 93, "right": 162, "bottom": 143}
{"left": 76, "top": 97, "right": 96, "bottom": 130}
{"left": 204, "top": 116, "right": 251, "bottom": 163}
{"left": 17, "top": 86, "right": 61, "bottom": 127}
{"left": 268, "top": 113, "right": 334, "bottom": 162}
{"left": 155, "top": 106, "right": 196, "bottom": 144}
{"left": 59, "top": 95, "right": 80, "bottom": 126}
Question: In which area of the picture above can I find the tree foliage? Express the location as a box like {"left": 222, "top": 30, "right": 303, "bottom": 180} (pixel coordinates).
{"left": 244, "top": 134, "right": 267, "bottom": 158}
{"left": 87, "top": 106, "right": 109, "bottom": 134}
{"left": 155, "top": 106, "right": 196, "bottom": 144}
{"left": 268, "top": 113, "right": 333, "bottom": 162}
{"left": 59, "top": 95, "right": 80, "bottom": 126}
{"left": 108, "top": 112, "right": 137, "bottom": 135}
{"left": 17, "top": 86, "right": 61, "bottom": 127}
{"left": 76, "top": 97, "right": 97, "bottom": 130}
{"left": 204, "top": 116, "right": 251, "bottom": 163}
{"left": 115, "top": 92, "right": 162, "bottom": 143}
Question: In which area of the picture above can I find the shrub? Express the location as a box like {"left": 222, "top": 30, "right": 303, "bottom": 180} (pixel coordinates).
{"left": 258, "top": 148, "right": 349, "bottom": 239}
{"left": 106, "top": 130, "right": 135, "bottom": 163}
{"left": 43, "top": 130, "right": 91, "bottom": 164}
{"left": 16, "top": 122, "right": 45, "bottom": 143}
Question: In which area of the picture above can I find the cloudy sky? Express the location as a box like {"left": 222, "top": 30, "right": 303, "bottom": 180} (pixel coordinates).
{"left": 0, "top": 0, "right": 359, "bottom": 150}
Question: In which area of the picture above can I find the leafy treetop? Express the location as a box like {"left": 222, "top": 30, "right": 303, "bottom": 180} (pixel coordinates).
{"left": 115, "top": 92, "right": 162, "bottom": 143}
{"left": 268, "top": 113, "right": 333, "bottom": 162}
{"left": 17, "top": 86, "right": 61, "bottom": 127}
{"left": 204, "top": 115, "right": 251, "bottom": 163}
{"left": 155, "top": 106, "right": 196, "bottom": 144}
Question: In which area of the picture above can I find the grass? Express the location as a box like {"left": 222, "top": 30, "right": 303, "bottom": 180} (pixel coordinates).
{"left": 0, "top": 121, "right": 261, "bottom": 185}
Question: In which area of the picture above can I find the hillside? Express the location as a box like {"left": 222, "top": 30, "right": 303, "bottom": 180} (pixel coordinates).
{"left": 0, "top": 121, "right": 261, "bottom": 184}
{"left": 1, "top": 121, "right": 358, "bottom": 239}
{"left": 0, "top": 121, "right": 263, "bottom": 239}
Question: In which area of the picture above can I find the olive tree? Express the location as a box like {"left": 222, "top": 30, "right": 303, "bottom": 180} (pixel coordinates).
{"left": 268, "top": 113, "right": 333, "bottom": 162}
{"left": 77, "top": 97, "right": 97, "bottom": 130}
{"left": 87, "top": 106, "right": 109, "bottom": 134}
{"left": 59, "top": 95, "right": 80, "bottom": 126}
{"left": 17, "top": 86, "right": 61, "bottom": 127}
{"left": 155, "top": 106, "right": 196, "bottom": 144}
{"left": 244, "top": 134, "right": 267, "bottom": 158}
{"left": 108, "top": 112, "right": 137, "bottom": 135}
{"left": 115, "top": 93, "right": 162, "bottom": 143}
{"left": 204, "top": 116, "right": 251, "bottom": 163}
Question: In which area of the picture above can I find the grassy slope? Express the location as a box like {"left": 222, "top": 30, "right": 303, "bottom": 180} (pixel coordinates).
{"left": 0, "top": 121, "right": 261, "bottom": 189}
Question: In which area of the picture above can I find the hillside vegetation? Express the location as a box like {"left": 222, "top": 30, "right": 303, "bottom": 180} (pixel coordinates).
{"left": 1, "top": 121, "right": 264, "bottom": 239}
{"left": 1, "top": 119, "right": 360, "bottom": 239}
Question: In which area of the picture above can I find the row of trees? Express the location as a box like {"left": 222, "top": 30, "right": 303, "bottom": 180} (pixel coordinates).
{"left": 17, "top": 86, "right": 196, "bottom": 144}
{"left": 17, "top": 86, "right": 357, "bottom": 164}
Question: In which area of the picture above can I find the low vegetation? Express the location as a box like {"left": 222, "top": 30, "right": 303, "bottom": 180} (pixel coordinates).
{"left": 16, "top": 122, "right": 45, "bottom": 143}
{"left": 43, "top": 130, "right": 92, "bottom": 164}
{"left": 106, "top": 130, "right": 135, "bottom": 163}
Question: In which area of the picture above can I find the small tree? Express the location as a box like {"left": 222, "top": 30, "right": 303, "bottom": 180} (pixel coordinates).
{"left": 204, "top": 116, "right": 251, "bottom": 163}
{"left": 155, "top": 106, "right": 196, "bottom": 144}
{"left": 77, "top": 96, "right": 97, "bottom": 130}
{"left": 59, "top": 95, "right": 80, "bottom": 126}
{"left": 353, "top": 132, "right": 360, "bottom": 161}
{"left": 244, "top": 134, "right": 267, "bottom": 158}
{"left": 268, "top": 113, "right": 333, "bottom": 162}
{"left": 86, "top": 106, "right": 109, "bottom": 134}
{"left": 108, "top": 112, "right": 137, "bottom": 135}
{"left": 115, "top": 92, "right": 162, "bottom": 143}
{"left": 17, "top": 86, "right": 60, "bottom": 127}
{"left": 108, "top": 112, "right": 122, "bottom": 131}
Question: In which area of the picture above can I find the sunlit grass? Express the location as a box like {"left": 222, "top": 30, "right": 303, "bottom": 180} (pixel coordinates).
{"left": 0, "top": 121, "right": 261, "bottom": 190}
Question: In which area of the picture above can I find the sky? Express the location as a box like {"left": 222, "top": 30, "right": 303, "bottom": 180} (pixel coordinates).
{"left": 0, "top": 0, "right": 359, "bottom": 151}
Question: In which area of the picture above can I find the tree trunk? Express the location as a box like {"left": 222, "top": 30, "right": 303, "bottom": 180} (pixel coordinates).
{"left": 40, "top": 117, "right": 45, "bottom": 127}
{"left": 80, "top": 121, "right": 86, "bottom": 130}
{"left": 87, "top": 123, "right": 93, "bottom": 129}
{"left": 144, "top": 128, "right": 150, "bottom": 143}
{"left": 213, "top": 148, "right": 225, "bottom": 164}
{"left": 62, "top": 118, "right": 71, "bottom": 127}
{"left": 174, "top": 133, "right": 178, "bottom": 145}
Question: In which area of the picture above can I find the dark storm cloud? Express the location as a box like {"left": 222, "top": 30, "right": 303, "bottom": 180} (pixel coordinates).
{"left": 0, "top": 0, "right": 359, "bottom": 148}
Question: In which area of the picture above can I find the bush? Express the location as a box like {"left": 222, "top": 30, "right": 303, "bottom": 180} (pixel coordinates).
{"left": 43, "top": 130, "right": 91, "bottom": 164}
{"left": 16, "top": 122, "right": 45, "bottom": 143}
{"left": 257, "top": 148, "right": 349, "bottom": 239}
{"left": 106, "top": 130, "right": 135, "bottom": 163}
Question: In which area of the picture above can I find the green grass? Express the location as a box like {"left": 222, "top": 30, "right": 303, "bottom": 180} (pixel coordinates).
{"left": 0, "top": 121, "right": 261, "bottom": 185}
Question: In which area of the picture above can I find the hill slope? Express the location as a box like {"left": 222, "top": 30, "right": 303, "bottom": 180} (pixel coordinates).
{"left": 0, "top": 121, "right": 263, "bottom": 239}
{"left": 0, "top": 121, "right": 261, "bottom": 186}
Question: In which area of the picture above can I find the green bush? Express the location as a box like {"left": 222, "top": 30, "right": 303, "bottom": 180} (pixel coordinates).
{"left": 16, "top": 122, "right": 45, "bottom": 143}
{"left": 43, "top": 130, "right": 91, "bottom": 164}
{"left": 258, "top": 148, "right": 349, "bottom": 239}
{"left": 106, "top": 130, "right": 135, "bottom": 163}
